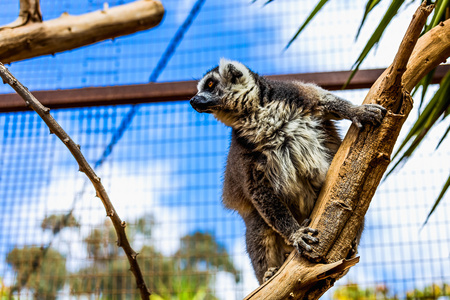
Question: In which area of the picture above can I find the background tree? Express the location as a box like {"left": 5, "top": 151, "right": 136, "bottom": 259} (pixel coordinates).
{"left": 41, "top": 213, "right": 80, "bottom": 234}
{"left": 6, "top": 247, "right": 66, "bottom": 300}
{"left": 70, "top": 217, "right": 239, "bottom": 299}
{"left": 332, "top": 282, "right": 450, "bottom": 299}
{"left": 5, "top": 213, "right": 80, "bottom": 299}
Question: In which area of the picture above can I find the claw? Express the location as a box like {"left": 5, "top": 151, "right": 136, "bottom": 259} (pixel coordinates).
{"left": 290, "top": 226, "right": 319, "bottom": 254}
{"left": 263, "top": 267, "right": 279, "bottom": 282}
{"left": 353, "top": 103, "right": 386, "bottom": 129}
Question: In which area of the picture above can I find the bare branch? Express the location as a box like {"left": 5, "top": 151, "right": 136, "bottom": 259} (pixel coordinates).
{"left": 1, "top": 0, "right": 42, "bottom": 29}
{"left": 244, "top": 2, "right": 450, "bottom": 299}
{"left": 0, "top": 62, "right": 151, "bottom": 300}
{"left": 0, "top": 0, "right": 164, "bottom": 64}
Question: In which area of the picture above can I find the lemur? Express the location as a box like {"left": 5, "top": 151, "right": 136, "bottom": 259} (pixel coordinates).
{"left": 190, "top": 59, "right": 386, "bottom": 284}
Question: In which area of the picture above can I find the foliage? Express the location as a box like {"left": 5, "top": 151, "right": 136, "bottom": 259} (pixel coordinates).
{"left": 333, "top": 282, "right": 450, "bottom": 299}
{"left": 176, "top": 231, "right": 240, "bottom": 282}
{"left": 41, "top": 213, "right": 80, "bottom": 234}
{"left": 3, "top": 213, "right": 81, "bottom": 298}
{"left": 333, "top": 283, "right": 395, "bottom": 299}
{"left": 6, "top": 247, "right": 66, "bottom": 300}
{"left": 0, "top": 277, "right": 13, "bottom": 300}
{"left": 6, "top": 212, "right": 236, "bottom": 299}
{"left": 388, "top": 70, "right": 450, "bottom": 225}
{"left": 69, "top": 218, "right": 238, "bottom": 299}
{"left": 406, "top": 283, "right": 450, "bottom": 299}
{"left": 255, "top": 0, "right": 450, "bottom": 223}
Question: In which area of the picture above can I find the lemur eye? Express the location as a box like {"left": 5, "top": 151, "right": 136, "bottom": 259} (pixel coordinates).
{"left": 207, "top": 80, "right": 214, "bottom": 89}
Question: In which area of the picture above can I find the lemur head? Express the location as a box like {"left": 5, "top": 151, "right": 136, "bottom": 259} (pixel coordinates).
{"left": 190, "top": 59, "right": 260, "bottom": 126}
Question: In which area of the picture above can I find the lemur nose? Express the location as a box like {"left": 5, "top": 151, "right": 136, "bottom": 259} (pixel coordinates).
{"left": 190, "top": 95, "right": 210, "bottom": 112}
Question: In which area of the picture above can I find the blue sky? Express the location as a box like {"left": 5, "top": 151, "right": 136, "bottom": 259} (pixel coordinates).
{"left": 1, "top": 0, "right": 449, "bottom": 299}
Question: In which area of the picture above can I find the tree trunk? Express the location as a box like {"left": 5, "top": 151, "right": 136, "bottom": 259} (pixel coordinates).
{"left": 244, "top": 2, "right": 450, "bottom": 299}
{"left": 0, "top": 0, "right": 164, "bottom": 63}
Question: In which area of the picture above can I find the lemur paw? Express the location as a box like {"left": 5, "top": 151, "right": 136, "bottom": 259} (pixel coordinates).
{"left": 351, "top": 104, "right": 387, "bottom": 129}
{"left": 263, "top": 267, "right": 279, "bottom": 282}
{"left": 290, "top": 222, "right": 319, "bottom": 254}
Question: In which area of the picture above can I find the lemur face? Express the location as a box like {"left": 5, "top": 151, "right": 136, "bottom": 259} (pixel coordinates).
{"left": 190, "top": 59, "right": 259, "bottom": 124}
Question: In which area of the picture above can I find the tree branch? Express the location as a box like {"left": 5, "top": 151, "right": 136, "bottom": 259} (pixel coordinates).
{"left": 0, "top": 62, "right": 152, "bottom": 300}
{"left": 245, "top": 2, "right": 450, "bottom": 299}
{"left": 0, "top": 0, "right": 164, "bottom": 64}
{"left": 1, "top": 0, "right": 42, "bottom": 29}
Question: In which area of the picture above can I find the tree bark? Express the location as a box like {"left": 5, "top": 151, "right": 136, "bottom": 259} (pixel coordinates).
{"left": 0, "top": 0, "right": 164, "bottom": 64}
{"left": 244, "top": 2, "right": 450, "bottom": 299}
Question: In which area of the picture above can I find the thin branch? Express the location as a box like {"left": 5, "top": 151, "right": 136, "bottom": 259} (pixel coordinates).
{"left": 0, "top": 62, "right": 151, "bottom": 300}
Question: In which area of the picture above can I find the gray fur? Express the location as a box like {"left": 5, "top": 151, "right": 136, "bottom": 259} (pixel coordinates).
{"left": 190, "top": 59, "right": 386, "bottom": 284}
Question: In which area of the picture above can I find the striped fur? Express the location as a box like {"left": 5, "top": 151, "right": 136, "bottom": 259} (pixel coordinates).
{"left": 190, "top": 59, "right": 385, "bottom": 283}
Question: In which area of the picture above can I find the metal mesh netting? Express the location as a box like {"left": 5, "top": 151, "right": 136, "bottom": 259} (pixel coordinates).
{"left": 0, "top": 0, "right": 449, "bottom": 299}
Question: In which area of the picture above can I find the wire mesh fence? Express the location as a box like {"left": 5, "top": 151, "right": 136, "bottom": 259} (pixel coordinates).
{"left": 0, "top": 0, "right": 449, "bottom": 299}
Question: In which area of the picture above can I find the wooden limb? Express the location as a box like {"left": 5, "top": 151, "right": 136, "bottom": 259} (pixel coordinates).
{"left": 1, "top": 0, "right": 42, "bottom": 29}
{"left": 0, "top": 62, "right": 151, "bottom": 300}
{"left": 245, "top": 255, "right": 359, "bottom": 300}
{"left": 244, "top": 2, "right": 450, "bottom": 299}
{"left": 0, "top": 0, "right": 164, "bottom": 64}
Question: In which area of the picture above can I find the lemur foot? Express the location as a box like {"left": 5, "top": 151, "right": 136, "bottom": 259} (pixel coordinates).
{"left": 351, "top": 104, "right": 387, "bottom": 129}
{"left": 347, "top": 237, "right": 359, "bottom": 259}
{"left": 290, "top": 219, "right": 319, "bottom": 254}
{"left": 263, "top": 267, "right": 279, "bottom": 282}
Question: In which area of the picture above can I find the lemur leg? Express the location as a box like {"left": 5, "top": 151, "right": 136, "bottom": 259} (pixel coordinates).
{"left": 248, "top": 169, "right": 319, "bottom": 256}
{"left": 244, "top": 209, "right": 290, "bottom": 284}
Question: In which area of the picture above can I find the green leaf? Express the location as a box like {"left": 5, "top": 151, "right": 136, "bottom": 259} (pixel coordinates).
{"left": 412, "top": 68, "right": 435, "bottom": 114}
{"left": 392, "top": 71, "right": 450, "bottom": 161}
{"left": 385, "top": 71, "right": 450, "bottom": 179}
{"left": 424, "top": 0, "right": 450, "bottom": 32}
{"left": 422, "top": 174, "right": 450, "bottom": 226}
{"left": 436, "top": 124, "right": 450, "bottom": 150}
{"left": 285, "top": 0, "right": 330, "bottom": 49}
{"left": 356, "top": 0, "right": 382, "bottom": 40}
{"left": 345, "top": 0, "right": 405, "bottom": 87}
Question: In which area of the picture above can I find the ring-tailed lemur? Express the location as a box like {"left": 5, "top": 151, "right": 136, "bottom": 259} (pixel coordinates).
{"left": 190, "top": 59, "right": 386, "bottom": 284}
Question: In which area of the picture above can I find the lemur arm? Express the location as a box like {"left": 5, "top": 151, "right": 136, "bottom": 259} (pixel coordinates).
{"left": 248, "top": 169, "right": 318, "bottom": 253}
{"left": 317, "top": 91, "right": 386, "bottom": 129}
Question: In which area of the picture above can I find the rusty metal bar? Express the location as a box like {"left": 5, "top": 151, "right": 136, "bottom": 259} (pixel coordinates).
{"left": 0, "top": 66, "right": 448, "bottom": 112}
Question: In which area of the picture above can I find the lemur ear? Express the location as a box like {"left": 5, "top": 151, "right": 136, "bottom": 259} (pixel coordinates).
{"left": 226, "top": 64, "right": 243, "bottom": 80}
{"left": 219, "top": 59, "right": 245, "bottom": 84}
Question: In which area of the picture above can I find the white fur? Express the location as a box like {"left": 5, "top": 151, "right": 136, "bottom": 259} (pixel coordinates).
{"left": 216, "top": 60, "right": 260, "bottom": 124}
{"left": 236, "top": 100, "right": 330, "bottom": 215}
{"left": 219, "top": 58, "right": 256, "bottom": 88}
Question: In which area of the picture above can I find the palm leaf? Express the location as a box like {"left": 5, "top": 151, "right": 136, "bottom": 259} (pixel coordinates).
{"left": 345, "top": 0, "right": 405, "bottom": 87}
{"left": 436, "top": 123, "right": 450, "bottom": 149}
{"left": 424, "top": 0, "right": 450, "bottom": 32}
{"left": 412, "top": 68, "right": 435, "bottom": 114}
{"left": 356, "top": 0, "right": 382, "bottom": 40}
{"left": 386, "top": 71, "right": 450, "bottom": 178}
{"left": 285, "top": 0, "right": 330, "bottom": 50}
{"left": 423, "top": 174, "right": 450, "bottom": 226}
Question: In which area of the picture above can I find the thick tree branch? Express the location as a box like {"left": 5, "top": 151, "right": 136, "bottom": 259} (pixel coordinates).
{"left": 0, "top": 62, "right": 151, "bottom": 300}
{"left": 245, "top": 2, "right": 450, "bottom": 299}
{"left": 0, "top": 0, "right": 164, "bottom": 64}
